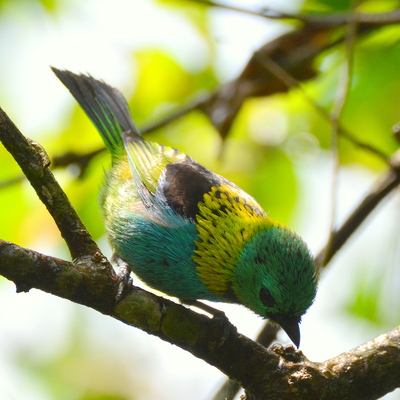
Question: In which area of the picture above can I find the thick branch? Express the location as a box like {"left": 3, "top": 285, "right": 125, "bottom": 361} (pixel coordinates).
{"left": 257, "top": 328, "right": 400, "bottom": 400}
{"left": 0, "top": 238, "right": 274, "bottom": 391}
{"left": 0, "top": 239, "right": 117, "bottom": 312}
{"left": 1, "top": 239, "right": 399, "bottom": 399}
{"left": 320, "top": 327, "right": 400, "bottom": 399}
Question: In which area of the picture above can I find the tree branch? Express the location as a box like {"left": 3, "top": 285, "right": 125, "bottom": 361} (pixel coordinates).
{"left": 0, "top": 239, "right": 117, "bottom": 312}
{"left": 1, "top": 237, "right": 399, "bottom": 399}
{"left": 0, "top": 147, "right": 105, "bottom": 189}
{"left": 316, "top": 154, "right": 400, "bottom": 267}
{"left": 52, "top": 147, "right": 105, "bottom": 178}
{"left": 185, "top": 0, "right": 400, "bottom": 27}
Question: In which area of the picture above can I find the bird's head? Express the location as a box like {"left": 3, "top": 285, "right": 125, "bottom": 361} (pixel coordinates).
{"left": 232, "top": 225, "right": 318, "bottom": 347}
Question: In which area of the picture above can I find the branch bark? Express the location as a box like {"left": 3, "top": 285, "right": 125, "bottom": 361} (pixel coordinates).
{"left": 0, "top": 238, "right": 399, "bottom": 399}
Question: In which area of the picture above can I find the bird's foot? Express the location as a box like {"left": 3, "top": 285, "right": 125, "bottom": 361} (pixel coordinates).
{"left": 114, "top": 258, "right": 133, "bottom": 303}
{"left": 182, "top": 300, "right": 237, "bottom": 348}
{"left": 211, "top": 309, "right": 237, "bottom": 348}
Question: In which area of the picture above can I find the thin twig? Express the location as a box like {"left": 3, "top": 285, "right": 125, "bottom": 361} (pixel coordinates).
{"left": 181, "top": 0, "right": 293, "bottom": 20}
{"left": 212, "top": 380, "right": 241, "bottom": 400}
{"left": 315, "top": 156, "right": 400, "bottom": 266}
{"left": 141, "top": 93, "right": 210, "bottom": 134}
{"left": 323, "top": 0, "right": 359, "bottom": 267}
{"left": 0, "top": 96, "right": 208, "bottom": 190}
{"left": 0, "top": 175, "right": 24, "bottom": 188}
{"left": 254, "top": 53, "right": 390, "bottom": 163}
{"left": 184, "top": 0, "right": 400, "bottom": 27}
{"left": 52, "top": 147, "right": 105, "bottom": 177}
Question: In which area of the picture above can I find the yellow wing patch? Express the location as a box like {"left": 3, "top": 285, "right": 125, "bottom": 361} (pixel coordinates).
{"left": 193, "top": 184, "right": 278, "bottom": 296}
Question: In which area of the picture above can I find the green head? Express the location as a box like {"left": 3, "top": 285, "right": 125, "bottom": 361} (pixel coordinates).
{"left": 233, "top": 226, "right": 318, "bottom": 347}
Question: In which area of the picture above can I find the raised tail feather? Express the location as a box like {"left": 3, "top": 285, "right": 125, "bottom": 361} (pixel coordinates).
{"left": 52, "top": 67, "right": 139, "bottom": 154}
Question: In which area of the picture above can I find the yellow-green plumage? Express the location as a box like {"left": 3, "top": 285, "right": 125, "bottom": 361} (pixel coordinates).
{"left": 53, "top": 68, "right": 318, "bottom": 347}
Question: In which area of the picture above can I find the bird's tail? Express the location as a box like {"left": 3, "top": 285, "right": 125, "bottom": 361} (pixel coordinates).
{"left": 52, "top": 67, "right": 139, "bottom": 156}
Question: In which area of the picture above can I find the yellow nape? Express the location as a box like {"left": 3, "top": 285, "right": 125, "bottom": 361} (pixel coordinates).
{"left": 193, "top": 184, "right": 279, "bottom": 295}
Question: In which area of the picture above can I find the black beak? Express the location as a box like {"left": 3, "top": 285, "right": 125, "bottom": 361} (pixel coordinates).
{"left": 272, "top": 314, "right": 301, "bottom": 348}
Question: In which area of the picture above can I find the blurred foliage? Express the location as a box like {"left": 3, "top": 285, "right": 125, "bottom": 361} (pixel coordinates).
{"left": 346, "top": 267, "right": 385, "bottom": 324}
{"left": 323, "top": 26, "right": 400, "bottom": 156}
{"left": 129, "top": 49, "right": 218, "bottom": 125}
{"left": 303, "top": 0, "right": 400, "bottom": 12}
{"left": 0, "top": 0, "right": 58, "bottom": 11}
{"left": 1, "top": 0, "right": 400, "bottom": 399}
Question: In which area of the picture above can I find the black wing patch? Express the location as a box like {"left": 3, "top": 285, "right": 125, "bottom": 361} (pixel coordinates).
{"left": 157, "top": 159, "right": 231, "bottom": 220}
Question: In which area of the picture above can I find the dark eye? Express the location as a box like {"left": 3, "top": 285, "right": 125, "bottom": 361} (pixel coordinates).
{"left": 259, "top": 288, "right": 276, "bottom": 308}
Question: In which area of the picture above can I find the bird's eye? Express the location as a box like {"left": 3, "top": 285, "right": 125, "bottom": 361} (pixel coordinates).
{"left": 259, "top": 288, "right": 276, "bottom": 308}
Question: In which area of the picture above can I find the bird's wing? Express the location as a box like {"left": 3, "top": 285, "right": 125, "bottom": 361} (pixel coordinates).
{"left": 122, "top": 130, "right": 187, "bottom": 196}
{"left": 122, "top": 131, "right": 234, "bottom": 221}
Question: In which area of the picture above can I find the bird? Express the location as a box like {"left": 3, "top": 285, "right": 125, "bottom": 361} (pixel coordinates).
{"left": 52, "top": 67, "right": 318, "bottom": 348}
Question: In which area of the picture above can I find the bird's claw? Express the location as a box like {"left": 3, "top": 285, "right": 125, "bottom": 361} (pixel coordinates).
{"left": 210, "top": 309, "right": 236, "bottom": 348}
{"left": 115, "top": 260, "right": 133, "bottom": 303}
{"left": 182, "top": 300, "right": 237, "bottom": 348}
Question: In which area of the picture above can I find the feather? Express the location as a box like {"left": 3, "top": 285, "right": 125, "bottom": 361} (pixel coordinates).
{"left": 52, "top": 67, "right": 137, "bottom": 154}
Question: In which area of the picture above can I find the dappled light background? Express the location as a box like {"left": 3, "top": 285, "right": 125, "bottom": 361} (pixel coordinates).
{"left": 0, "top": 0, "right": 400, "bottom": 399}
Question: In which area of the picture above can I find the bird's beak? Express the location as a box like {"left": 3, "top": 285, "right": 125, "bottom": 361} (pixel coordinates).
{"left": 272, "top": 314, "right": 301, "bottom": 348}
